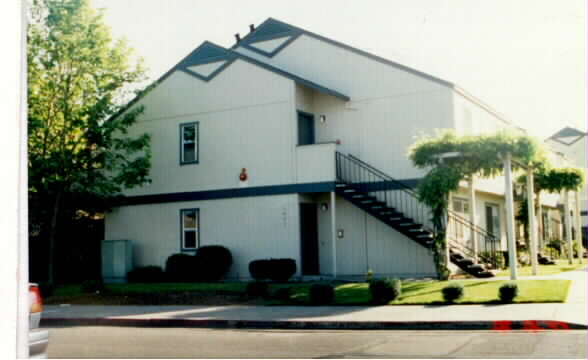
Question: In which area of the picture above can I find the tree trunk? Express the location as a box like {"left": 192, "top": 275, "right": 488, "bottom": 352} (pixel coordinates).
{"left": 47, "top": 190, "right": 62, "bottom": 285}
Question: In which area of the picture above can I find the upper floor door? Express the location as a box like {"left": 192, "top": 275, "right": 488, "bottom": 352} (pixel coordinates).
{"left": 297, "top": 111, "right": 315, "bottom": 145}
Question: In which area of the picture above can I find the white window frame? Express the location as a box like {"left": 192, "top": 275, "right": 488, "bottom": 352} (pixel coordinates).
{"left": 180, "top": 208, "right": 199, "bottom": 251}
{"left": 180, "top": 122, "right": 198, "bottom": 164}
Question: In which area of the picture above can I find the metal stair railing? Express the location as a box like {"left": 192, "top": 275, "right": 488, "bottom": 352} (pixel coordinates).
{"left": 447, "top": 212, "right": 500, "bottom": 268}
{"left": 335, "top": 151, "right": 502, "bottom": 268}
{"left": 336, "top": 152, "right": 433, "bottom": 231}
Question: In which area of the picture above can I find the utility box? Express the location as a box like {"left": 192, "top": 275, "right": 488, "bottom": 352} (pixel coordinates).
{"left": 101, "top": 240, "right": 133, "bottom": 283}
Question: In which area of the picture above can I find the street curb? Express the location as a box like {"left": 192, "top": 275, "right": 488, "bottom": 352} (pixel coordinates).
{"left": 42, "top": 318, "right": 588, "bottom": 331}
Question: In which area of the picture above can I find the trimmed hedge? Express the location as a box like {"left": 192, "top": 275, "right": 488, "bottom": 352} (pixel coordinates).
{"left": 249, "top": 260, "right": 271, "bottom": 281}
{"left": 194, "top": 245, "right": 232, "bottom": 281}
{"left": 442, "top": 283, "right": 464, "bottom": 303}
{"left": 249, "top": 258, "right": 296, "bottom": 282}
{"left": 165, "top": 253, "right": 195, "bottom": 282}
{"left": 309, "top": 284, "right": 335, "bottom": 305}
{"left": 164, "top": 246, "right": 232, "bottom": 283}
{"left": 499, "top": 282, "right": 519, "bottom": 303}
{"left": 369, "top": 278, "right": 401, "bottom": 304}
{"left": 127, "top": 266, "right": 165, "bottom": 283}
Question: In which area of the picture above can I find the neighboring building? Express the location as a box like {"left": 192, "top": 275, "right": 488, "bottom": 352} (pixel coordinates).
{"left": 105, "top": 18, "right": 545, "bottom": 280}
{"left": 546, "top": 127, "right": 587, "bottom": 245}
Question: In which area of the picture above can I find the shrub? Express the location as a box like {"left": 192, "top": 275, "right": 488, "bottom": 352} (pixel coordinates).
{"left": 369, "top": 278, "right": 401, "bottom": 304}
{"left": 246, "top": 282, "right": 269, "bottom": 297}
{"left": 442, "top": 283, "right": 464, "bottom": 303}
{"left": 194, "top": 245, "right": 232, "bottom": 281}
{"left": 127, "top": 266, "right": 166, "bottom": 283}
{"left": 273, "top": 287, "right": 292, "bottom": 301}
{"left": 309, "top": 284, "right": 335, "bottom": 305}
{"left": 249, "top": 258, "right": 297, "bottom": 282}
{"left": 165, "top": 253, "right": 196, "bottom": 282}
{"left": 268, "top": 259, "right": 297, "bottom": 282}
{"left": 81, "top": 279, "right": 104, "bottom": 293}
{"left": 249, "top": 259, "right": 270, "bottom": 281}
{"left": 499, "top": 283, "right": 519, "bottom": 303}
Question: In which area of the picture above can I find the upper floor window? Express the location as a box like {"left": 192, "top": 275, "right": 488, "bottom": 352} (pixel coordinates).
{"left": 180, "top": 122, "right": 198, "bottom": 164}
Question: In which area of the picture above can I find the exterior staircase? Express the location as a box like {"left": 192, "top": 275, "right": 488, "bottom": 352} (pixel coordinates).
{"left": 335, "top": 152, "right": 500, "bottom": 278}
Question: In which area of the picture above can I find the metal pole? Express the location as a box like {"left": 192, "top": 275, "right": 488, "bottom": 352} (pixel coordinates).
{"left": 564, "top": 191, "right": 573, "bottom": 265}
{"left": 331, "top": 191, "right": 337, "bottom": 278}
{"left": 468, "top": 177, "right": 478, "bottom": 263}
{"left": 575, "top": 190, "right": 583, "bottom": 264}
{"left": 526, "top": 167, "right": 538, "bottom": 275}
{"left": 503, "top": 152, "right": 518, "bottom": 280}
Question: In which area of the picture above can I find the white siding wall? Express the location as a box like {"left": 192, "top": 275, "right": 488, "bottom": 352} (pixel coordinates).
{"left": 316, "top": 194, "right": 436, "bottom": 278}
{"left": 120, "top": 59, "right": 298, "bottom": 196}
{"left": 296, "top": 143, "right": 336, "bottom": 183}
{"left": 452, "top": 188, "right": 508, "bottom": 252}
{"left": 105, "top": 194, "right": 300, "bottom": 279}
{"left": 452, "top": 90, "right": 518, "bottom": 136}
{"left": 241, "top": 35, "right": 455, "bottom": 180}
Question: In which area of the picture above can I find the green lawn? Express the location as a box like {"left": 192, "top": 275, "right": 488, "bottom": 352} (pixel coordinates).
{"left": 496, "top": 259, "right": 586, "bottom": 277}
{"left": 287, "top": 279, "right": 571, "bottom": 305}
{"left": 48, "top": 279, "right": 571, "bottom": 306}
{"left": 51, "top": 282, "right": 247, "bottom": 297}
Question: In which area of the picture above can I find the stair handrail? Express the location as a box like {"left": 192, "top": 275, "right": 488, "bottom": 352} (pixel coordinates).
{"left": 346, "top": 153, "right": 418, "bottom": 196}
{"left": 344, "top": 153, "right": 496, "bottom": 240}
{"left": 336, "top": 152, "right": 433, "bottom": 232}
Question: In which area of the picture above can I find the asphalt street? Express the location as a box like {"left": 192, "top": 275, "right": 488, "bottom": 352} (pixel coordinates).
{"left": 44, "top": 326, "right": 587, "bottom": 358}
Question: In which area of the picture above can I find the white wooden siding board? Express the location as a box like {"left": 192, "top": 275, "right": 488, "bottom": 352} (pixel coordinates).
{"left": 236, "top": 34, "right": 447, "bottom": 100}
{"left": 105, "top": 195, "right": 300, "bottom": 279}
{"left": 123, "top": 101, "right": 294, "bottom": 196}
{"left": 296, "top": 143, "right": 336, "bottom": 184}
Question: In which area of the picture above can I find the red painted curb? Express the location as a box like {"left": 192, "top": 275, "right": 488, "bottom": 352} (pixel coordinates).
{"left": 42, "top": 318, "right": 587, "bottom": 331}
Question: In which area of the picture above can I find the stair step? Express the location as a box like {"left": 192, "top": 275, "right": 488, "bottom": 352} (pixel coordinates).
{"left": 416, "top": 233, "right": 433, "bottom": 238}
{"left": 475, "top": 271, "right": 496, "bottom": 278}
{"left": 457, "top": 258, "right": 474, "bottom": 267}
{"left": 467, "top": 264, "right": 485, "bottom": 272}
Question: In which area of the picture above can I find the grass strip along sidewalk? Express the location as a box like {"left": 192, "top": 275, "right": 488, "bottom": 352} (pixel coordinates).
{"left": 45, "top": 279, "right": 571, "bottom": 306}
{"left": 496, "top": 260, "right": 585, "bottom": 277}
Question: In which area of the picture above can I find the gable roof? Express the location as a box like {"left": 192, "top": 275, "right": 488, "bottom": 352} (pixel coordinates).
{"left": 235, "top": 18, "right": 529, "bottom": 131}
{"left": 234, "top": 17, "right": 454, "bottom": 87}
{"left": 111, "top": 40, "right": 349, "bottom": 120}
{"left": 547, "top": 126, "right": 587, "bottom": 146}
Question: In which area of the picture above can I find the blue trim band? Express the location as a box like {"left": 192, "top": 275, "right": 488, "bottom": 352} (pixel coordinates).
{"left": 117, "top": 182, "right": 337, "bottom": 206}
{"left": 115, "top": 179, "right": 422, "bottom": 206}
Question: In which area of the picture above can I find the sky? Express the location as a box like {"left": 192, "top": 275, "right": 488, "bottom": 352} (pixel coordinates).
{"left": 91, "top": 0, "right": 586, "bottom": 139}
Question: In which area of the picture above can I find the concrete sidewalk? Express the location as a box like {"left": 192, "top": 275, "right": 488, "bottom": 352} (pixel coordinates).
{"left": 42, "top": 268, "right": 587, "bottom": 331}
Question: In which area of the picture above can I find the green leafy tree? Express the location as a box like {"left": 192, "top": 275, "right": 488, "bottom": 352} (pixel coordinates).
{"left": 28, "top": 0, "right": 151, "bottom": 284}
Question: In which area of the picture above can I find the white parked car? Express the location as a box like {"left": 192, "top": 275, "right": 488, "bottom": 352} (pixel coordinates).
{"left": 29, "top": 284, "right": 49, "bottom": 358}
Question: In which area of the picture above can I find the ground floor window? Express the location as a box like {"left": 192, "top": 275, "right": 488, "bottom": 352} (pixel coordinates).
{"left": 181, "top": 208, "right": 199, "bottom": 250}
